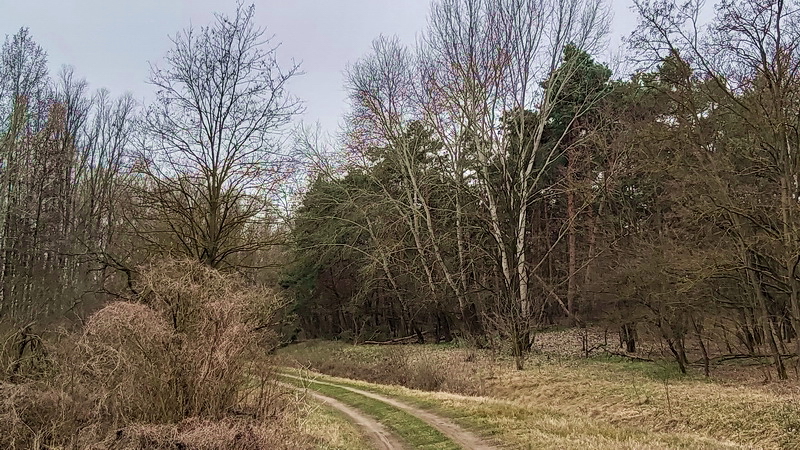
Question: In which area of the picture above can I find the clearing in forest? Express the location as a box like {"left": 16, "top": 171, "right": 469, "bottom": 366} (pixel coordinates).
{"left": 277, "top": 340, "right": 800, "bottom": 449}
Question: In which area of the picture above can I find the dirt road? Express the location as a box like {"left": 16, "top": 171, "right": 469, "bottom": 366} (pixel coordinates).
{"left": 281, "top": 373, "right": 497, "bottom": 450}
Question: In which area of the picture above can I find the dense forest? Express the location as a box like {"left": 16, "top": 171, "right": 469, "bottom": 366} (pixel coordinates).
{"left": 3, "top": 0, "right": 800, "bottom": 447}
{"left": 289, "top": 0, "right": 800, "bottom": 379}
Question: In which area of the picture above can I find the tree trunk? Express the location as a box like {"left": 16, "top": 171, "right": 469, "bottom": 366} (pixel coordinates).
{"left": 566, "top": 145, "right": 577, "bottom": 323}
{"left": 745, "top": 249, "right": 788, "bottom": 380}
{"left": 665, "top": 336, "right": 687, "bottom": 374}
{"left": 620, "top": 323, "right": 637, "bottom": 353}
{"left": 692, "top": 316, "right": 711, "bottom": 377}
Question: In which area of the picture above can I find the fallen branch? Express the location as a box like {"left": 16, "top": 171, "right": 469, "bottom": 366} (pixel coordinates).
{"left": 710, "top": 354, "right": 797, "bottom": 363}
{"left": 363, "top": 332, "right": 427, "bottom": 345}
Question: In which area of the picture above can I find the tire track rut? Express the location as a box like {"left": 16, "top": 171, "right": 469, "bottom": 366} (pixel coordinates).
{"left": 281, "top": 382, "right": 406, "bottom": 449}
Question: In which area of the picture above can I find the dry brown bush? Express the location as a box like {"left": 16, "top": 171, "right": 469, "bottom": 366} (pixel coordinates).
{"left": 399, "top": 347, "right": 483, "bottom": 394}
{"left": 0, "top": 258, "right": 297, "bottom": 449}
{"left": 282, "top": 342, "right": 486, "bottom": 395}
{"left": 74, "top": 259, "right": 287, "bottom": 423}
{"left": 97, "top": 416, "right": 312, "bottom": 450}
{"left": 0, "top": 381, "right": 78, "bottom": 447}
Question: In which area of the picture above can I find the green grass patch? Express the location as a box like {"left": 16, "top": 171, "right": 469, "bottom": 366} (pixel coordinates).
{"left": 579, "top": 354, "right": 695, "bottom": 382}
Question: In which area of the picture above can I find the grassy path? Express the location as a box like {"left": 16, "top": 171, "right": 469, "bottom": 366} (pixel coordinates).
{"left": 279, "top": 371, "right": 497, "bottom": 449}
{"left": 279, "top": 341, "right": 782, "bottom": 448}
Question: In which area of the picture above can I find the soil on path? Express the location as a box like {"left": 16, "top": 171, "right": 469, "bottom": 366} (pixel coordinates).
{"left": 282, "top": 373, "right": 497, "bottom": 450}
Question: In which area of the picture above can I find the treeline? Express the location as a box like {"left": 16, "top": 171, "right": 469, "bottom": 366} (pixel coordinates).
{"left": 0, "top": 28, "right": 135, "bottom": 330}
{"left": 0, "top": 5, "right": 300, "bottom": 372}
{"left": 3, "top": 0, "right": 800, "bottom": 381}
{"left": 286, "top": 0, "right": 800, "bottom": 377}
{"left": 0, "top": 5, "right": 313, "bottom": 447}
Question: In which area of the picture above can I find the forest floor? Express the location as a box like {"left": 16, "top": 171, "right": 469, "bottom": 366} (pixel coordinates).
{"left": 275, "top": 332, "right": 800, "bottom": 449}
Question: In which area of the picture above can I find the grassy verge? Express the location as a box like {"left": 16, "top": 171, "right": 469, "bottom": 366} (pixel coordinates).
{"left": 277, "top": 340, "right": 800, "bottom": 449}
{"left": 293, "top": 393, "right": 373, "bottom": 450}
{"left": 281, "top": 367, "right": 739, "bottom": 449}
{"left": 280, "top": 373, "right": 459, "bottom": 449}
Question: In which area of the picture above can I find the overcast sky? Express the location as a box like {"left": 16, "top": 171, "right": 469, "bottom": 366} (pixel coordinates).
{"left": 0, "top": 0, "right": 640, "bottom": 135}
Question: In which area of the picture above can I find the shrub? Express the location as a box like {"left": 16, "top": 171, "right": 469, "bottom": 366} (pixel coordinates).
{"left": 0, "top": 258, "right": 295, "bottom": 449}
{"left": 96, "top": 417, "right": 311, "bottom": 450}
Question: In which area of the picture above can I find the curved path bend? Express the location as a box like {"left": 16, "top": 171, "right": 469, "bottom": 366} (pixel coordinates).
{"left": 281, "top": 373, "right": 497, "bottom": 450}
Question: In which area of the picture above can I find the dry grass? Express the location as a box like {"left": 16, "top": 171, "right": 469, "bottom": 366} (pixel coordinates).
{"left": 293, "top": 395, "right": 372, "bottom": 450}
{"left": 280, "top": 367, "right": 745, "bottom": 449}
{"left": 484, "top": 355, "right": 799, "bottom": 448}
{"left": 92, "top": 416, "right": 312, "bottom": 450}
{"left": 277, "top": 341, "right": 493, "bottom": 395}
{"left": 504, "top": 344, "right": 800, "bottom": 447}
{"left": 278, "top": 340, "right": 800, "bottom": 448}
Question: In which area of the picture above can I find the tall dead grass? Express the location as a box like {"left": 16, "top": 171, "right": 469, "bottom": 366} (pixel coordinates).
{"left": 0, "top": 258, "right": 306, "bottom": 449}
{"left": 279, "top": 341, "right": 491, "bottom": 395}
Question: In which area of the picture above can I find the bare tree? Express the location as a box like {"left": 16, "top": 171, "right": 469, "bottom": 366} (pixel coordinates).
{"left": 340, "top": 0, "right": 610, "bottom": 364}
{"left": 346, "top": 36, "right": 477, "bottom": 337}
{"left": 417, "top": 0, "right": 609, "bottom": 368}
{"left": 134, "top": 3, "right": 303, "bottom": 269}
{"left": 70, "top": 88, "right": 137, "bottom": 301}
{"left": 0, "top": 27, "right": 49, "bottom": 128}
{"left": 0, "top": 28, "right": 52, "bottom": 324}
